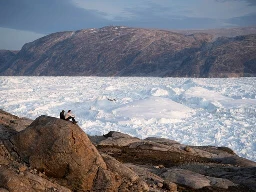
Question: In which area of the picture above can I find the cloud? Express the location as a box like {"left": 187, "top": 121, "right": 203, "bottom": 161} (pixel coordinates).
{"left": 215, "top": 0, "right": 256, "bottom": 6}
{"left": 109, "top": 1, "right": 233, "bottom": 30}
{"left": 70, "top": 0, "right": 141, "bottom": 20}
{"left": 105, "top": 0, "right": 256, "bottom": 29}
{"left": 228, "top": 13, "right": 256, "bottom": 26}
{"left": 1, "top": 0, "right": 255, "bottom": 34}
{"left": 245, "top": 0, "right": 256, "bottom": 6}
{"left": 213, "top": 0, "right": 256, "bottom": 26}
{"left": 0, "top": 0, "right": 109, "bottom": 34}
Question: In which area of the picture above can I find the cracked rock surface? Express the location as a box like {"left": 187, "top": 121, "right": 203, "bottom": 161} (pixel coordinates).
{"left": 1, "top": 110, "right": 256, "bottom": 192}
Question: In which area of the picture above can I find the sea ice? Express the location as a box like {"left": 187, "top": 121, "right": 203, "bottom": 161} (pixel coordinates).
{"left": 0, "top": 76, "right": 255, "bottom": 162}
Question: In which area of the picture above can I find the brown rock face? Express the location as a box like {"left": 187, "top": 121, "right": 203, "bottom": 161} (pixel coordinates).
{"left": 1, "top": 26, "right": 255, "bottom": 77}
{"left": 0, "top": 112, "right": 150, "bottom": 192}
{"left": 1, "top": 110, "right": 256, "bottom": 192}
{"left": 6, "top": 115, "right": 107, "bottom": 191}
{"left": 0, "top": 165, "right": 71, "bottom": 192}
{"left": 95, "top": 131, "right": 256, "bottom": 192}
{"left": 0, "top": 109, "right": 32, "bottom": 141}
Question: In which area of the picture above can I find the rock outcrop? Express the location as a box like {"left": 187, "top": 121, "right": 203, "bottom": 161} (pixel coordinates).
{"left": 0, "top": 109, "right": 256, "bottom": 192}
{"left": 5, "top": 116, "right": 109, "bottom": 191}
{"left": 1, "top": 26, "right": 256, "bottom": 77}
{"left": 0, "top": 112, "right": 148, "bottom": 192}
{"left": 93, "top": 132, "right": 256, "bottom": 191}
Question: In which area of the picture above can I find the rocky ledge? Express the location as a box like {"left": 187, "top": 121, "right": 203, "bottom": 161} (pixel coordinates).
{"left": 0, "top": 109, "right": 255, "bottom": 192}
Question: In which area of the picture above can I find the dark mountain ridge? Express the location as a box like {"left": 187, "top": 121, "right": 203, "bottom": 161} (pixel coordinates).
{"left": 1, "top": 26, "right": 256, "bottom": 77}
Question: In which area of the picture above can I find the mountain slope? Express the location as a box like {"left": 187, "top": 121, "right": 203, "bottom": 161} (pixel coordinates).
{"left": 169, "top": 35, "right": 256, "bottom": 77}
{"left": 0, "top": 50, "right": 18, "bottom": 72}
{"left": 1, "top": 26, "right": 256, "bottom": 77}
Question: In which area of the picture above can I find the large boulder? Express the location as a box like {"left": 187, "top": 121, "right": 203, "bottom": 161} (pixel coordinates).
{"left": 1, "top": 115, "right": 150, "bottom": 191}
{"left": 5, "top": 115, "right": 107, "bottom": 191}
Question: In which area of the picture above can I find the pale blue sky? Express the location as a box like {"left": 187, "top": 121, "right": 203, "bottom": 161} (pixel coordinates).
{"left": 0, "top": 0, "right": 256, "bottom": 50}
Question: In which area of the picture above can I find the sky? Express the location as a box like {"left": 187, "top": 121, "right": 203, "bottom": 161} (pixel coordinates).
{"left": 0, "top": 0, "right": 256, "bottom": 50}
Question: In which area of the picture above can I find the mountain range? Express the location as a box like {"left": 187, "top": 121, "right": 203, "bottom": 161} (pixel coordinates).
{"left": 0, "top": 26, "right": 256, "bottom": 77}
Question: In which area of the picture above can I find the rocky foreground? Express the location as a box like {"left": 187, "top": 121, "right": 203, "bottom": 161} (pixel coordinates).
{"left": 0, "top": 109, "right": 255, "bottom": 192}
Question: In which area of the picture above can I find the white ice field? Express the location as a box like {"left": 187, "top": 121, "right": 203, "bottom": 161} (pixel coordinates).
{"left": 0, "top": 77, "right": 255, "bottom": 162}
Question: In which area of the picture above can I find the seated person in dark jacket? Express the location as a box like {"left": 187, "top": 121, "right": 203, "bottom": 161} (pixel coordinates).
{"left": 60, "top": 110, "right": 65, "bottom": 120}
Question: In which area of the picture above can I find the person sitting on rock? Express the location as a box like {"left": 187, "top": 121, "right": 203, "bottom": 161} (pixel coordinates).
{"left": 60, "top": 110, "right": 65, "bottom": 120}
{"left": 65, "top": 110, "right": 77, "bottom": 124}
